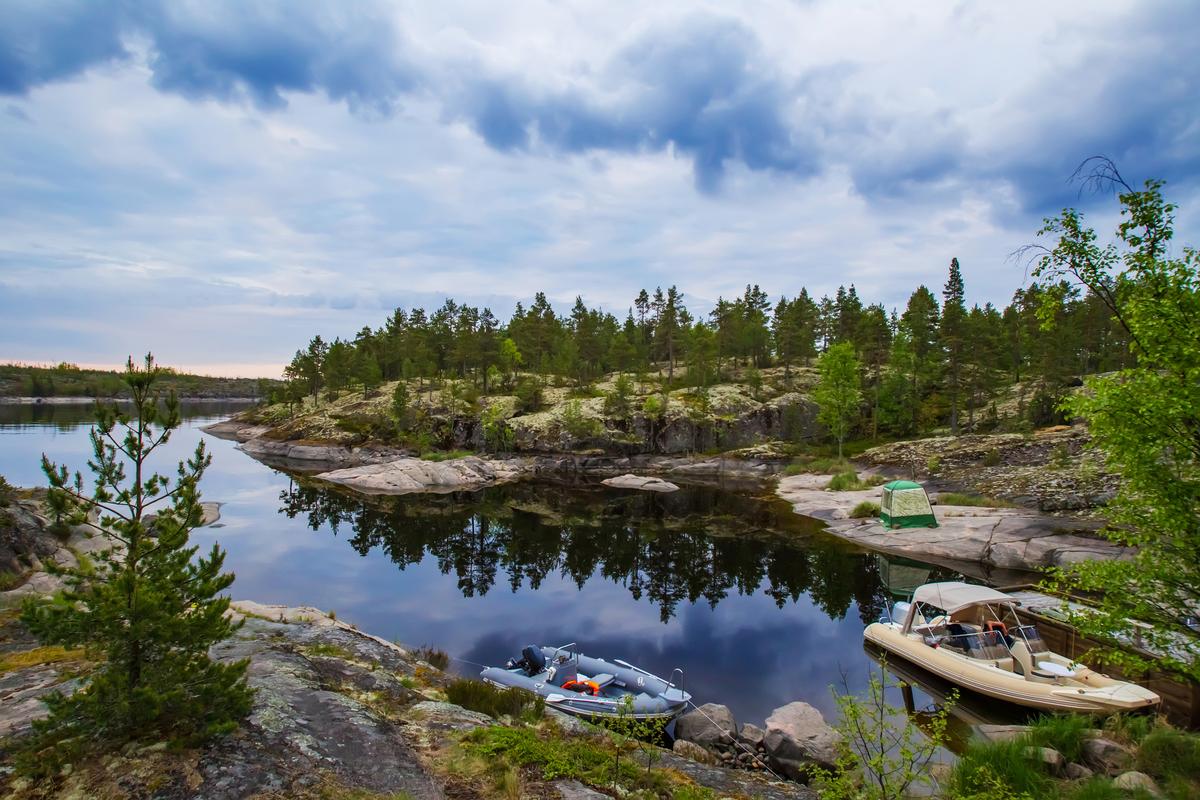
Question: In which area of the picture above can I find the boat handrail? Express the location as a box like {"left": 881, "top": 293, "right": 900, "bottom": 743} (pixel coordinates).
{"left": 668, "top": 667, "right": 685, "bottom": 693}
{"left": 552, "top": 642, "right": 578, "bottom": 660}
{"left": 613, "top": 658, "right": 657, "bottom": 678}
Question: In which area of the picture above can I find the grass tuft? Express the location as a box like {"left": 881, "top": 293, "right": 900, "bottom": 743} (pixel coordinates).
{"left": 414, "top": 645, "right": 450, "bottom": 671}
{"left": 936, "top": 492, "right": 1016, "bottom": 508}
{"left": 827, "top": 470, "right": 886, "bottom": 491}
{"left": 420, "top": 450, "right": 474, "bottom": 462}
{"left": 445, "top": 679, "right": 545, "bottom": 722}
{"left": 1135, "top": 728, "right": 1200, "bottom": 788}
{"left": 849, "top": 501, "right": 881, "bottom": 519}
{"left": 1026, "top": 714, "right": 1093, "bottom": 763}
{"left": 949, "top": 739, "right": 1054, "bottom": 799}
{"left": 0, "top": 645, "right": 90, "bottom": 674}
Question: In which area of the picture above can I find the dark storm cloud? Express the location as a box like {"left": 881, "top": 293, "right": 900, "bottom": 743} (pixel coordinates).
{"left": 0, "top": 1, "right": 1197, "bottom": 200}
{"left": 452, "top": 17, "right": 817, "bottom": 192}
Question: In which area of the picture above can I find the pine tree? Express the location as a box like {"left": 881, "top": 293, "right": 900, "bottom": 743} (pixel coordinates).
{"left": 20, "top": 355, "right": 252, "bottom": 773}
{"left": 941, "top": 258, "right": 967, "bottom": 434}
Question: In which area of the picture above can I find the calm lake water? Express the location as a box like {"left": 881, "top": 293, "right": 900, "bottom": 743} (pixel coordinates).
{"left": 1, "top": 401, "right": 1012, "bottom": 738}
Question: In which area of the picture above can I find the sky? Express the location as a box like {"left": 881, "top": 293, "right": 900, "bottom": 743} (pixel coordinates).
{"left": 0, "top": 1, "right": 1197, "bottom": 378}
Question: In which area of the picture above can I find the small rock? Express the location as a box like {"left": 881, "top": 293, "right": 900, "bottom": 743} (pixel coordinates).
{"left": 1064, "top": 762, "right": 1094, "bottom": 780}
{"left": 555, "top": 779, "right": 610, "bottom": 799}
{"left": 1113, "top": 771, "right": 1162, "bottom": 796}
{"left": 738, "top": 722, "right": 766, "bottom": 748}
{"left": 1024, "top": 746, "right": 1064, "bottom": 775}
{"left": 1081, "top": 737, "right": 1133, "bottom": 775}
{"left": 671, "top": 739, "right": 717, "bottom": 765}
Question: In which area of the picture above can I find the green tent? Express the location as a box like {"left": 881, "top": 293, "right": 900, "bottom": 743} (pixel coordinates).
{"left": 879, "top": 480, "right": 938, "bottom": 529}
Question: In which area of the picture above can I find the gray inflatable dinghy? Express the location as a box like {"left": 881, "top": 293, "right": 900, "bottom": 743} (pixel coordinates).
{"left": 480, "top": 643, "right": 690, "bottom": 720}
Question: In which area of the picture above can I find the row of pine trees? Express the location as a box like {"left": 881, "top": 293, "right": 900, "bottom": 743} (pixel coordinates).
{"left": 283, "top": 260, "right": 1131, "bottom": 436}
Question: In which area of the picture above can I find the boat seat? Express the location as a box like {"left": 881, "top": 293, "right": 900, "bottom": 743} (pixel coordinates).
{"left": 589, "top": 673, "right": 616, "bottom": 689}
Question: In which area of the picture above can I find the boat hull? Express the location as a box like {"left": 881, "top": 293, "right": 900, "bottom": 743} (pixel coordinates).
{"left": 864, "top": 623, "right": 1160, "bottom": 714}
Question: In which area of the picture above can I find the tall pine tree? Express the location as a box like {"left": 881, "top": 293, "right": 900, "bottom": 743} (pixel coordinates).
{"left": 21, "top": 355, "right": 252, "bottom": 772}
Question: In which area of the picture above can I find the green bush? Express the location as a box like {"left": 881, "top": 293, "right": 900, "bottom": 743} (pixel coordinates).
{"left": 1135, "top": 729, "right": 1200, "bottom": 786}
{"left": 641, "top": 393, "right": 667, "bottom": 419}
{"left": 1102, "top": 713, "right": 1156, "bottom": 745}
{"left": 982, "top": 447, "right": 1002, "bottom": 467}
{"left": 1026, "top": 714, "right": 1093, "bottom": 763}
{"left": 333, "top": 412, "right": 394, "bottom": 442}
{"left": 444, "top": 679, "right": 544, "bottom": 721}
{"left": 560, "top": 400, "right": 602, "bottom": 440}
{"left": 0, "top": 474, "right": 13, "bottom": 506}
{"left": 514, "top": 377, "right": 544, "bottom": 413}
{"left": 926, "top": 455, "right": 942, "bottom": 474}
{"left": 849, "top": 501, "right": 880, "bottom": 519}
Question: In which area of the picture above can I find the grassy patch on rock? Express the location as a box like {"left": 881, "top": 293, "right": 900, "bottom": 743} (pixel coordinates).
{"left": 849, "top": 501, "right": 881, "bottom": 519}
{"left": 936, "top": 492, "right": 1016, "bottom": 508}
{"left": 0, "top": 644, "right": 92, "bottom": 674}
{"left": 827, "top": 470, "right": 886, "bottom": 491}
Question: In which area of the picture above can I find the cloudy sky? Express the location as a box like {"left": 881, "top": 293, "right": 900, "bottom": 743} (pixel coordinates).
{"left": 1, "top": 1, "right": 1197, "bottom": 377}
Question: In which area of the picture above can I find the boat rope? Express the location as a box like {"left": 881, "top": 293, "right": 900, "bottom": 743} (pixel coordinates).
{"left": 448, "top": 654, "right": 490, "bottom": 670}
{"left": 683, "top": 699, "right": 785, "bottom": 782}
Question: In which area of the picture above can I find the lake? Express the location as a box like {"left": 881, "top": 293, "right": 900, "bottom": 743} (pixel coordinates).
{"left": 1, "top": 401, "right": 1002, "bottom": 737}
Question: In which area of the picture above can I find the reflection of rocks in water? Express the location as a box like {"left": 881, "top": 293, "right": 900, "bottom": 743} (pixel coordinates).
{"left": 277, "top": 480, "right": 890, "bottom": 624}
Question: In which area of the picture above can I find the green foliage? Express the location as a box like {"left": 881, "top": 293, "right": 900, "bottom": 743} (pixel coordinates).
{"left": 0, "top": 362, "right": 278, "bottom": 400}
{"left": 413, "top": 645, "right": 449, "bottom": 670}
{"left": 949, "top": 739, "right": 1053, "bottom": 799}
{"left": 1102, "top": 712, "right": 1156, "bottom": 745}
{"left": 926, "top": 455, "right": 941, "bottom": 474}
{"left": 514, "top": 376, "right": 544, "bottom": 413}
{"left": 1063, "top": 777, "right": 1125, "bottom": 800}
{"left": 814, "top": 342, "right": 863, "bottom": 457}
{"left": 641, "top": 393, "right": 667, "bottom": 419}
{"left": 481, "top": 403, "right": 515, "bottom": 452}
{"left": 0, "top": 473, "right": 12, "bottom": 505}
{"left": 560, "top": 399, "right": 602, "bottom": 440}
{"left": 936, "top": 492, "right": 1016, "bottom": 508}
{"left": 827, "top": 470, "right": 885, "bottom": 491}
{"left": 812, "top": 665, "right": 954, "bottom": 800}
{"left": 419, "top": 449, "right": 473, "bottom": 462}
{"left": 603, "top": 373, "right": 635, "bottom": 419}
{"left": 1134, "top": 728, "right": 1200, "bottom": 789}
{"left": 784, "top": 455, "right": 856, "bottom": 475}
{"left": 391, "top": 382, "right": 411, "bottom": 428}
{"left": 849, "top": 501, "right": 881, "bottom": 518}
{"left": 17, "top": 355, "right": 252, "bottom": 776}
{"left": 334, "top": 412, "right": 393, "bottom": 443}
{"left": 1026, "top": 714, "right": 1093, "bottom": 763}
{"left": 1036, "top": 175, "right": 1200, "bottom": 682}
{"left": 443, "top": 679, "right": 544, "bottom": 722}
{"left": 982, "top": 447, "right": 1002, "bottom": 467}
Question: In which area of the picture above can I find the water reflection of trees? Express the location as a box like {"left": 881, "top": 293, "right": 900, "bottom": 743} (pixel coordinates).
{"left": 278, "top": 481, "right": 888, "bottom": 623}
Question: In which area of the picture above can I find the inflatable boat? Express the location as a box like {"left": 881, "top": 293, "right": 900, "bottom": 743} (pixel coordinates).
{"left": 864, "top": 582, "right": 1160, "bottom": 714}
{"left": 480, "top": 643, "right": 691, "bottom": 720}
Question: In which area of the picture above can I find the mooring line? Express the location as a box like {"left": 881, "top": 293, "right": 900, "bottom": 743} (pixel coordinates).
{"left": 683, "top": 699, "right": 785, "bottom": 782}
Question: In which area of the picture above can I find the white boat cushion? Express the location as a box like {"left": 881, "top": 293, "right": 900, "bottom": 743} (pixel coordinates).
{"left": 590, "top": 673, "right": 616, "bottom": 688}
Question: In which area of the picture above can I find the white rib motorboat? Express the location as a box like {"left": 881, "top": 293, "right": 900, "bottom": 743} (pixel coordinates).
{"left": 863, "top": 582, "right": 1160, "bottom": 714}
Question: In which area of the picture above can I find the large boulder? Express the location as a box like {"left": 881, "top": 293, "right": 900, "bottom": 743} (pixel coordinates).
{"left": 674, "top": 703, "right": 737, "bottom": 749}
{"left": 314, "top": 456, "right": 525, "bottom": 495}
{"left": 763, "top": 701, "right": 841, "bottom": 777}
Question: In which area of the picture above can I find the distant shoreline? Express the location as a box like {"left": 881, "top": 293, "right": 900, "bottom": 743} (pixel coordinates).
{"left": 0, "top": 396, "right": 262, "bottom": 405}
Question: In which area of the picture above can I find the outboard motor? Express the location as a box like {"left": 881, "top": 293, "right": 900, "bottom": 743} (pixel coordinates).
{"left": 521, "top": 645, "right": 546, "bottom": 676}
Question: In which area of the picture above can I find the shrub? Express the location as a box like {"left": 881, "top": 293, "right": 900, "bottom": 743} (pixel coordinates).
{"left": 414, "top": 645, "right": 450, "bottom": 671}
{"left": 1135, "top": 728, "right": 1200, "bottom": 786}
{"left": 333, "top": 412, "right": 393, "bottom": 442}
{"left": 849, "top": 501, "right": 880, "bottom": 519}
{"left": 784, "top": 455, "right": 856, "bottom": 476}
{"left": 982, "top": 447, "right": 1002, "bottom": 467}
{"left": 514, "top": 377, "right": 544, "bottom": 413}
{"left": 560, "top": 400, "right": 602, "bottom": 440}
{"left": 482, "top": 403, "right": 514, "bottom": 452}
{"left": 1102, "top": 713, "right": 1156, "bottom": 745}
{"left": 603, "top": 374, "right": 635, "bottom": 419}
{"left": 0, "top": 474, "right": 12, "bottom": 505}
{"left": 641, "top": 393, "right": 667, "bottom": 419}
{"left": 1050, "top": 443, "right": 1072, "bottom": 469}
{"left": 444, "top": 679, "right": 544, "bottom": 722}
{"left": 926, "top": 456, "right": 942, "bottom": 474}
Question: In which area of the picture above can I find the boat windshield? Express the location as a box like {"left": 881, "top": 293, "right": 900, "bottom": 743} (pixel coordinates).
{"left": 1010, "top": 624, "right": 1048, "bottom": 654}
{"left": 940, "top": 628, "right": 1010, "bottom": 660}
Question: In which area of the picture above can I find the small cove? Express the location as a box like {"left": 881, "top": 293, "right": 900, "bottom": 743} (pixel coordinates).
{"left": 0, "top": 402, "right": 1028, "bottom": 735}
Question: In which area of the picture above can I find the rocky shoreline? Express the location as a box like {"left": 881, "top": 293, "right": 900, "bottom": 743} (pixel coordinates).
{"left": 775, "top": 473, "right": 1132, "bottom": 582}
